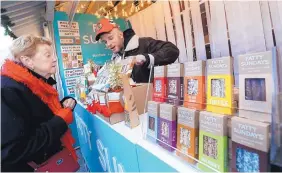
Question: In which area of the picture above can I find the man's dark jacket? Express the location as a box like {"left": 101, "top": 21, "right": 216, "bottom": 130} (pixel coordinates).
{"left": 113, "top": 29, "right": 179, "bottom": 83}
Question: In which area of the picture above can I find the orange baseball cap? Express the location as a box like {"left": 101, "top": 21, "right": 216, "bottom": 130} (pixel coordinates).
{"left": 95, "top": 18, "right": 118, "bottom": 41}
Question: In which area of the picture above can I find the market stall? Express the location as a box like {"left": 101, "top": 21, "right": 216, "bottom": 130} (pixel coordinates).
{"left": 50, "top": 0, "right": 282, "bottom": 172}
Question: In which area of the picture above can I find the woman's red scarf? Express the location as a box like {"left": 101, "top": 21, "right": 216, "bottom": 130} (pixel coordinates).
{"left": 1, "top": 60, "right": 77, "bottom": 161}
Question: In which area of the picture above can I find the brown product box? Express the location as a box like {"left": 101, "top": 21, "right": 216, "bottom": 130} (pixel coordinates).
{"left": 166, "top": 63, "right": 184, "bottom": 106}
{"left": 147, "top": 101, "right": 160, "bottom": 141}
{"left": 238, "top": 51, "right": 273, "bottom": 123}
{"left": 176, "top": 107, "right": 199, "bottom": 164}
{"left": 231, "top": 116, "right": 270, "bottom": 172}
{"left": 153, "top": 66, "right": 167, "bottom": 102}
{"left": 147, "top": 101, "right": 160, "bottom": 116}
{"left": 158, "top": 103, "right": 177, "bottom": 151}
{"left": 231, "top": 116, "right": 270, "bottom": 152}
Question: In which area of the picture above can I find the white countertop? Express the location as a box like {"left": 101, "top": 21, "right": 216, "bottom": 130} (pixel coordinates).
{"left": 78, "top": 102, "right": 204, "bottom": 172}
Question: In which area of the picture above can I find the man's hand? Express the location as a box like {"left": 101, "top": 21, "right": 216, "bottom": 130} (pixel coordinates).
{"left": 134, "top": 55, "right": 146, "bottom": 65}
{"left": 62, "top": 98, "right": 76, "bottom": 109}
{"left": 126, "top": 55, "right": 146, "bottom": 66}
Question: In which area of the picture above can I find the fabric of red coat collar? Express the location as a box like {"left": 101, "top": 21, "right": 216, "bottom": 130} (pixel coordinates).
{"left": 1, "top": 60, "right": 77, "bottom": 161}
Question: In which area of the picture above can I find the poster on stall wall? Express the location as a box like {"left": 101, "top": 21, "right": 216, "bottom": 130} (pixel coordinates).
{"left": 53, "top": 12, "right": 131, "bottom": 97}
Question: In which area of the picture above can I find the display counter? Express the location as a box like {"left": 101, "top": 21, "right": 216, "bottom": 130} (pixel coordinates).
{"left": 74, "top": 103, "right": 201, "bottom": 172}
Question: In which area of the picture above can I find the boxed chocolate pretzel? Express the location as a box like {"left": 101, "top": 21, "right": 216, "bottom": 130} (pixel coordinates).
{"left": 238, "top": 51, "right": 273, "bottom": 123}
{"left": 147, "top": 101, "right": 160, "bottom": 142}
{"left": 158, "top": 103, "right": 177, "bottom": 152}
{"left": 183, "top": 60, "right": 206, "bottom": 110}
{"left": 231, "top": 116, "right": 270, "bottom": 172}
{"left": 199, "top": 111, "right": 229, "bottom": 172}
{"left": 176, "top": 107, "right": 199, "bottom": 163}
{"left": 166, "top": 63, "right": 184, "bottom": 106}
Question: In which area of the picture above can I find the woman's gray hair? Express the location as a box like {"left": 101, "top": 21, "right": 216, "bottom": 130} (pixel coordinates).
{"left": 9, "top": 35, "right": 52, "bottom": 62}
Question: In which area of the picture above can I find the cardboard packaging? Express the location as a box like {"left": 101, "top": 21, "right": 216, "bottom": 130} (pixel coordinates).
{"left": 166, "top": 63, "right": 184, "bottom": 106}
{"left": 183, "top": 61, "right": 206, "bottom": 110}
{"left": 238, "top": 51, "right": 273, "bottom": 123}
{"left": 231, "top": 116, "right": 270, "bottom": 172}
{"left": 206, "top": 57, "right": 234, "bottom": 115}
{"left": 122, "top": 75, "right": 153, "bottom": 128}
{"left": 199, "top": 111, "right": 228, "bottom": 172}
{"left": 147, "top": 101, "right": 160, "bottom": 142}
{"left": 176, "top": 107, "right": 199, "bottom": 164}
{"left": 153, "top": 66, "right": 167, "bottom": 103}
{"left": 107, "top": 92, "right": 124, "bottom": 114}
{"left": 95, "top": 91, "right": 126, "bottom": 124}
{"left": 96, "top": 112, "right": 125, "bottom": 124}
{"left": 158, "top": 103, "right": 177, "bottom": 152}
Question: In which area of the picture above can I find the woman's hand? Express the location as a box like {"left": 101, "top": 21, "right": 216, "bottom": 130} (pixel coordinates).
{"left": 62, "top": 98, "right": 76, "bottom": 109}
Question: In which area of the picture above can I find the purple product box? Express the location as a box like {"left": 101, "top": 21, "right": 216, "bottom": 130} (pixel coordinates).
{"left": 158, "top": 103, "right": 177, "bottom": 152}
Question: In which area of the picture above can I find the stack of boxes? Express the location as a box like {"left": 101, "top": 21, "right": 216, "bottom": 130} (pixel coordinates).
{"left": 145, "top": 50, "right": 275, "bottom": 172}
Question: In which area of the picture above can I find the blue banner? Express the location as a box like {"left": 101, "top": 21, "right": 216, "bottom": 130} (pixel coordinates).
{"left": 74, "top": 104, "right": 140, "bottom": 172}
{"left": 136, "top": 145, "right": 177, "bottom": 172}
{"left": 53, "top": 12, "right": 131, "bottom": 97}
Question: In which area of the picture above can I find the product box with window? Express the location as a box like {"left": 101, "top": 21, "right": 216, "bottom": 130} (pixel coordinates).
{"left": 231, "top": 116, "right": 270, "bottom": 172}
{"left": 238, "top": 51, "right": 273, "bottom": 123}
{"left": 147, "top": 101, "right": 160, "bottom": 142}
{"left": 153, "top": 66, "right": 167, "bottom": 103}
{"left": 158, "top": 103, "right": 177, "bottom": 152}
{"left": 206, "top": 57, "right": 234, "bottom": 115}
{"left": 183, "top": 60, "right": 206, "bottom": 110}
{"left": 166, "top": 63, "right": 184, "bottom": 106}
{"left": 176, "top": 107, "right": 199, "bottom": 164}
{"left": 199, "top": 111, "right": 229, "bottom": 172}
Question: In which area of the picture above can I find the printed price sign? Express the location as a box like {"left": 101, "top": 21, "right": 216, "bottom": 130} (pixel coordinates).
{"left": 66, "top": 77, "right": 79, "bottom": 86}
{"left": 60, "top": 38, "right": 74, "bottom": 44}
{"left": 58, "top": 21, "right": 79, "bottom": 30}
{"left": 64, "top": 68, "right": 84, "bottom": 78}
{"left": 67, "top": 86, "right": 75, "bottom": 95}
{"left": 59, "top": 29, "right": 80, "bottom": 37}
{"left": 61, "top": 45, "right": 82, "bottom": 53}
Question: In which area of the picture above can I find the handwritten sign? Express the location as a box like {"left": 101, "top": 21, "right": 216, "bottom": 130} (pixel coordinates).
{"left": 67, "top": 86, "right": 75, "bottom": 95}
{"left": 60, "top": 38, "right": 74, "bottom": 44}
{"left": 58, "top": 21, "right": 79, "bottom": 30}
{"left": 61, "top": 45, "right": 82, "bottom": 53}
{"left": 59, "top": 29, "right": 80, "bottom": 37}
{"left": 66, "top": 77, "right": 79, "bottom": 86}
{"left": 64, "top": 68, "right": 85, "bottom": 78}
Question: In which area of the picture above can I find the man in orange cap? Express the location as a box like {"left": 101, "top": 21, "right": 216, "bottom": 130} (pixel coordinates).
{"left": 95, "top": 18, "right": 179, "bottom": 83}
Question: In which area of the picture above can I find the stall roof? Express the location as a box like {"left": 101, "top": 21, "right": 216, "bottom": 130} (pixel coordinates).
{"left": 1, "top": 1, "right": 47, "bottom": 36}
{"left": 56, "top": 0, "right": 153, "bottom": 19}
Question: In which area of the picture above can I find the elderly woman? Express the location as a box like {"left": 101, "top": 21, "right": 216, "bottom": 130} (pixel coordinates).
{"left": 1, "top": 35, "right": 79, "bottom": 172}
